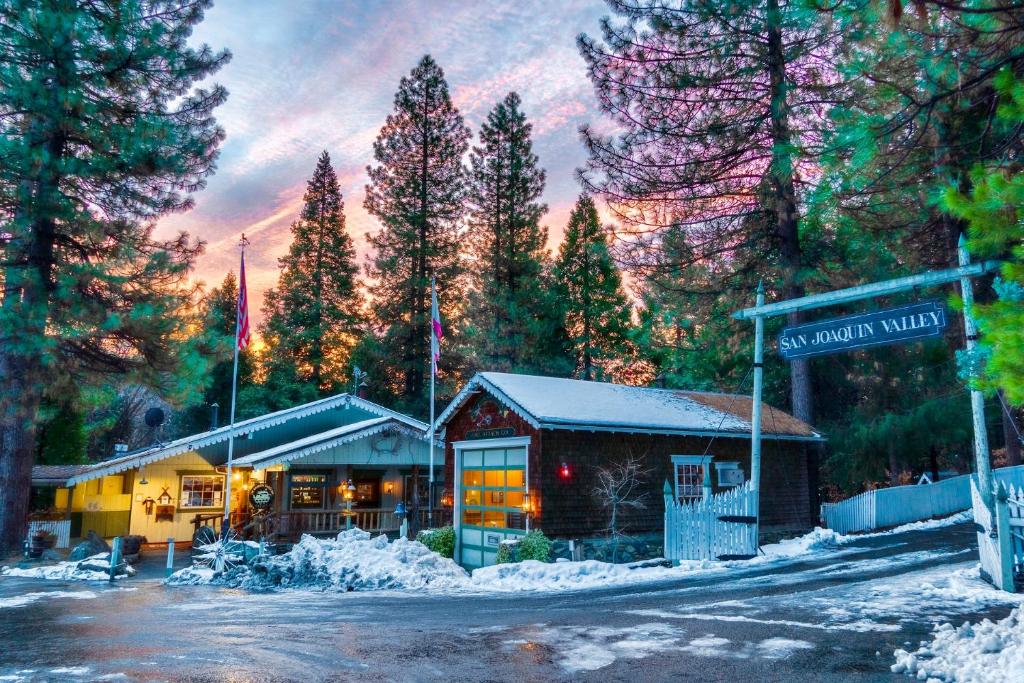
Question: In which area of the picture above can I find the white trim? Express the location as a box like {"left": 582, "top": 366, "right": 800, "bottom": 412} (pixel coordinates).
{"left": 539, "top": 422, "right": 824, "bottom": 442}
{"left": 68, "top": 393, "right": 432, "bottom": 486}
{"left": 671, "top": 455, "right": 713, "bottom": 465}
{"left": 452, "top": 436, "right": 532, "bottom": 451}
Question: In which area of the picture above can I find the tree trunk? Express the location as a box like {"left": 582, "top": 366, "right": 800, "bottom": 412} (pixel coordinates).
{"left": 0, "top": 351, "right": 42, "bottom": 555}
{"left": 766, "top": 0, "right": 813, "bottom": 424}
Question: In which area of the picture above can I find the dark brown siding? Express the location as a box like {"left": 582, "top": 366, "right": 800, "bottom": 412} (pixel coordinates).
{"left": 442, "top": 388, "right": 815, "bottom": 540}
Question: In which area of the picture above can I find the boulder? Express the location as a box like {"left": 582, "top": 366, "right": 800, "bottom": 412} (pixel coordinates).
{"left": 121, "top": 535, "right": 146, "bottom": 563}
{"left": 68, "top": 531, "right": 110, "bottom": 562}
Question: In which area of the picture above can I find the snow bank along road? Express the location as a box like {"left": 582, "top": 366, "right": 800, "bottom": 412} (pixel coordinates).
{"left": 0, "top": 522, "right": 1018, "bottom": 682}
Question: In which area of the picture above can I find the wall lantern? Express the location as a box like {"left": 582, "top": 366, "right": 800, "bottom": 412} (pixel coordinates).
{"left": 384, "top": 482, "right": 395, "bottom": 495}
{"left": 559, "top": 462, "right": 571, "bottom": 480}
{"left": 521, "top": 492, "right": 535, "bottom": 517}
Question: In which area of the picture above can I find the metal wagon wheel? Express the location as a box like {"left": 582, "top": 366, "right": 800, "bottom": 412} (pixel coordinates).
{"left": 192, "top": 526, "right": 244, "bottom": 573}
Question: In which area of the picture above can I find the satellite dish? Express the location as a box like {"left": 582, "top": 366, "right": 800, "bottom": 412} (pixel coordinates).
{"left": 144, "top": 407, "right": 166, "bottom": 428}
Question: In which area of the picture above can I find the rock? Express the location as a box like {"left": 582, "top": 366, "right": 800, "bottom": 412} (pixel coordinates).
{"left": 121, "top": 535, "right": 146, "bottom": 562}
{"left": 40, "top": 549, "right": 64, "bottom": 562}
{"left": 68, "top": 531, "right": 110, "bottom": 562}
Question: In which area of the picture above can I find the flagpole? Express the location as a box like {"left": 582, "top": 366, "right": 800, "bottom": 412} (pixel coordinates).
{"left": 428, "top": 276, "right": 436, "bottom": 527}
{"left": 221, "top": 234, "right": 249, "bottom": 539}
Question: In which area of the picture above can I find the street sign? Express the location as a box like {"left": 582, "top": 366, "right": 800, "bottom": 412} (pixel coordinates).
{"left": 778, "top": 301, "right": 947, "bottom": 360}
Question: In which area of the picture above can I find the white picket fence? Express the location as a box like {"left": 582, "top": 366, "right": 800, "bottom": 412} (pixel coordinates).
{"left": 821, "top": 465, "right": 1024, "bottom": 535}
{"left": 971, "top": 476, "right": 1023, "bottom": 593}
{"left": 27, "top": 519, "right": 72, "bottom": 549}
{"left": 664, "top": 481, "right": 758, "bottom": 562}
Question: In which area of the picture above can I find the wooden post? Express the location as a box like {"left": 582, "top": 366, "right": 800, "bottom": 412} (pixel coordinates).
{"left": 109, "top": 536, "right": 122, "bottom": 582}
{"left": 662, "top": 480, "right": 677, "bottom": 566}
{"left": 750, "top": 282, "right": 765, "bottom": 523}
{"left": 959, "top": 235, "right": 995, "bottom": 510}
{"left": 165, "top": 537, "right": 174, "bottom": 578}
{"left": 994, "top": 483, "right": 1017, "bottom": 593}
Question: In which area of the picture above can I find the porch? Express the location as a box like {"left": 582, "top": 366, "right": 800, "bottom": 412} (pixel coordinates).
{"left": 191, "top": 508, "right": 454, "bottom": 542}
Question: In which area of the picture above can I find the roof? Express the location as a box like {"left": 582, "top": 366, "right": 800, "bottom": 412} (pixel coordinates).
{"left": 32, "top": 465, "right": 91, "bottom": 486}
{"left": 67, "top": 393, "right": 431, "bottom": 486}
{"left": 232, "top": 417, "right": 426, "bottom": 469}
{"left": 435, "top": 372, "right": 823, "bottom": 441}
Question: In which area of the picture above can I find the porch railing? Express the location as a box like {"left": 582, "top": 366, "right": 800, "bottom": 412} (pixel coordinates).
{"left": 273, "top": 507, "right": 453, "bottom": 540}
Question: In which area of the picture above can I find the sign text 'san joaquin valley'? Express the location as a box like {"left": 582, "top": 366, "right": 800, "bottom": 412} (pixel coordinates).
{"left": 778, "top": 301, "right": 947, "bottom": 360}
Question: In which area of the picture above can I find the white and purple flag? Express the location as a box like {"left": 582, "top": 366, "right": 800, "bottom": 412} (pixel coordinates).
{"left": 431, "top": 278, "right": 442, "bottom": 374}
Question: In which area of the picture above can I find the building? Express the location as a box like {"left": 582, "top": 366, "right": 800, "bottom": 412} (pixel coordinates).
{"left": 434, "top": 372, "right": 824, "bottom": 569}
{"left": 31, "top": 393, "right": 445, "bottom": 545}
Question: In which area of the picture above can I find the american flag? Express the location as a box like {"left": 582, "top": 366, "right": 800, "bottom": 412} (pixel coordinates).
{"left": 237, "top": 251, "right": 251, "bottom": 350}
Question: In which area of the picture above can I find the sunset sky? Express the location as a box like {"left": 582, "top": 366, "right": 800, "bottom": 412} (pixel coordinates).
{"left": 156, "top": 0, "right": 612, "bottom": 321}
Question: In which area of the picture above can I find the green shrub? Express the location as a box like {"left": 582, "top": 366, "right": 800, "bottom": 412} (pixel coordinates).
{"left": 496, "top": 540, "right": 518, "bottom": 564}
{"left": 517, "top": 530, "right": 552, "bottom": 562}
{"left": 416, "top": 526, "right": 455, "bottom": 559}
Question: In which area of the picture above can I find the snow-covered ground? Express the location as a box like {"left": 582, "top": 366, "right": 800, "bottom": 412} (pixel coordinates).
{"left": 892, "top": 606, "right": 1024, "bottom": 683}
{"left": 0, "top": 553, "right": 134, "bottom": 582}
{"left": 168, "top": 528, "right": 468, "bottom": 591}
{"left": 164, "top": 512, "right": 970, "bottom": 595}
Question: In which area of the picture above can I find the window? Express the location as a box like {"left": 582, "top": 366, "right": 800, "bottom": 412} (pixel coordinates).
{"left": 180, "top": 475, "right": 225, "bottom": 509}
{"left": 290, "top": 472, "right": 328, "bottom": 510}
{"left": 459, "top": 447, "right": 527, "bottom": 530}
{"left": 672, "top": 455, "right": 712, "bottom": 503}
{"left": 715, "top": 461, "right": 744, "bottom": 487}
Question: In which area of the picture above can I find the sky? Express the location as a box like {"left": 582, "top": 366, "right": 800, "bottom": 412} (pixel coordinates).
{"left": 156, "top": 0, "right": 613, "bottom": 322}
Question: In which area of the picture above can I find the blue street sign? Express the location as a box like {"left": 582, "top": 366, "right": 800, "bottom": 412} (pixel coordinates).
{"left": 778, "top": 301, "right": 947, "bottom": 360}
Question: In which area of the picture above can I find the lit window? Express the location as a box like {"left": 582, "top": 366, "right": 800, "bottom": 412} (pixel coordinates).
{"left": 180, "top": 475, "right": 225, "bottom": 509}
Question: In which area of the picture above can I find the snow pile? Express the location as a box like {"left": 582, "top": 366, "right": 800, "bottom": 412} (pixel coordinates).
{"left": 760, "top": 527, "right": 842, "bottom": 559}
{"left": 1, "top": 553, "right": 134, "bottom": 582}
{"left": 892, "top": 606, "right": 1024, "bottom": 682}
{"left": 168, "top": 528, "right": 469, "bottom": 592}
{"left": 471, "top": 559, "right": 709, "bottom": 592}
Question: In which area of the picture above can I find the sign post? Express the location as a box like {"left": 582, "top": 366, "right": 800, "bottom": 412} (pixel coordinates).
{"left": 959, "top": 235, "right": 994, "bottom": 510}
{"left": 750, "top": 281, "right": 765, "bottom": 499}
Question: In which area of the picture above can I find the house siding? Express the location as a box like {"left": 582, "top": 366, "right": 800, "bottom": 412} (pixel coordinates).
{"left": 443, "top": 387, "right": 817, "bottom": 543}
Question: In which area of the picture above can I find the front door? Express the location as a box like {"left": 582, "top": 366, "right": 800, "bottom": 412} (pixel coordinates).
{"left": 457, "top": 443, "right": 527, "bottom": 568}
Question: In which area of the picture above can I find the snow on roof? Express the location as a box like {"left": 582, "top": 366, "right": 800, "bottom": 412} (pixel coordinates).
{"left": 32, "top": 465, "right": 91, "bottom": 486}
{"left": 436, "top": 372, "right": 821, "bottom": 440}
{"left": 233, "top": 417, "right": 419, "bottom": 469}
{"left": 67, "top": 394, "right": 430, "bottom": 486}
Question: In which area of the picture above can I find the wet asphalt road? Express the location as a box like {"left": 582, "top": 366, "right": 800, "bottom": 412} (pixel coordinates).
{"left": 0, "top": 523, "right": 1018, "bottom": 683}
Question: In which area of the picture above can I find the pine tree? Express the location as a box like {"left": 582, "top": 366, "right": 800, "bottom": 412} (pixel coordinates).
{"left": 464, "top": 92, "right": 569, "bottom": 374}
{"left": 364, "top": 55, "right": 470, "bottom": 414}
{"left": 0, "top": 0, "right": 228, "bottom": 551}
{"left": 263, "top": 151, "right": 362, "bottom": 394}
{"left": 578, "top": 0, "right": 841, "bottom": 421}
{"left": 554, "top": 195, "right": 633, "bottom": 381}
{"left": 174, "top": 271, "right": 256, "bottom": 436}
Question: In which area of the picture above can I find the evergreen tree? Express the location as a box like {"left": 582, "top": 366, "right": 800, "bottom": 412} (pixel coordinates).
{"left": 464, "top": 92, "right": 569, "bottom": 374}
{"left": 554, "top": 195, "right": 633, "bottom": 381}
{"left": 0, "top": 0, "right": 228, "bottom": 551}
{"left": 263, "top": 151, "right": 362, "bottom": 394}
{"left": 578, "top": 0, "right": 841, "bottom": 421}
{"left": 173, "top": 272, "right": 256, "bottom": 436}
{"left": 364, "top": 55, "right": 470, "bottom": 415}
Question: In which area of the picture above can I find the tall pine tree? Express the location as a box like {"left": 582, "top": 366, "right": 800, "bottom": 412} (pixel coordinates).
{"left": 465, "top": 92, "right": 568, "bottom": 374}
{"left": 554, "top": 195, "right": 633, "bottom": 381}
{"left": 364, "top": 55, "right": 470, "bottom": 414}
{"left": 578, "top": 0, "right": 842, "bottom": 421}
{"left": 0, "top": 0, "right": 227, "bottom": 551}
{"left": 263, "top": 151, "right": 362, "bottom": 394}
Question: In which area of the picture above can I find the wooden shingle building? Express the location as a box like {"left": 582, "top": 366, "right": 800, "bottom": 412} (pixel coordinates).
{"left": 435, "top": 372, "right": 824, "bottom": 569}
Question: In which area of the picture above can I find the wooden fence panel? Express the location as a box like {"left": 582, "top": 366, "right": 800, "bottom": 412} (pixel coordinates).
{"left": 27, "top": 520, "right": 71, "bottom": 549}
{"left": 664, "top": 482, "right": 758, "bottom": 562}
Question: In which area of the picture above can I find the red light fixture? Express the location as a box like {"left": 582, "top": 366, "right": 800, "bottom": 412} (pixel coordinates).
{"left": 559, "top": 462, "right": 571, "bottom": 480}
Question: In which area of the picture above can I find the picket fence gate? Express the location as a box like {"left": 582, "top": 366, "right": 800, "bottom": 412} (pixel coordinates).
{"left": 27, "top": 519, "right": 71, "bottom": 549}
{"left": 663, "top": 480, "right": 758, "bottom": 562}
{"left": 971, "top": 476, "right": 1024, "bottom": 593}
{"left": 821, "top": 464, "right": 1024, "bottom": 535}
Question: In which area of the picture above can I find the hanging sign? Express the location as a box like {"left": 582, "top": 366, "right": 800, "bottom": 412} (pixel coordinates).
{"left": 248, "top": 483, "right": 275, "bottom": 511}
{"left": 778, "top": 300, "right": 947, "bottom": 360}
